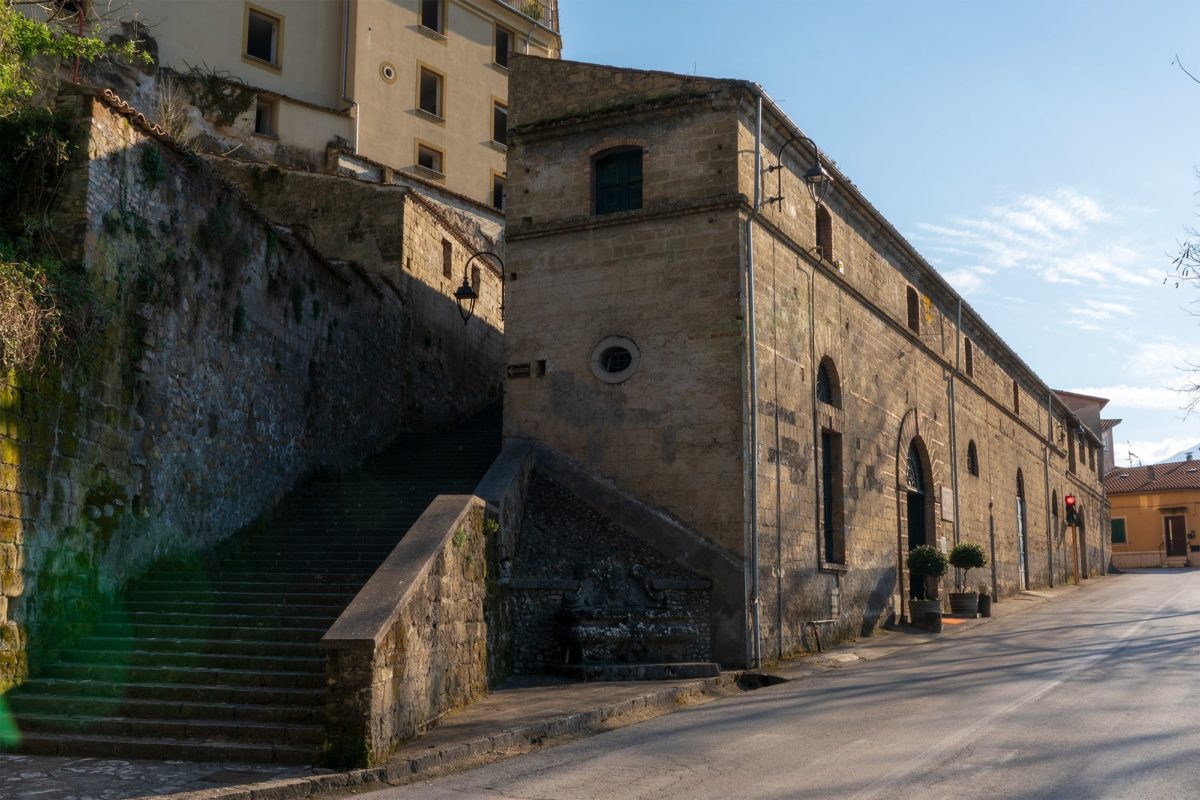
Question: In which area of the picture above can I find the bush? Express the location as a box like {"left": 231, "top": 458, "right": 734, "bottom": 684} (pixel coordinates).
{"left": 949, "top": 542, "right": 988, "bottom": 591}
{"left": 907, "top": 544, "right": 948, "bottom": 578}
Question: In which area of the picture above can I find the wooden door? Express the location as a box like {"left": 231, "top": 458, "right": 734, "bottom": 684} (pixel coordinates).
{"left": 1165, "top": 515, "right": 1187, "bottom": 558}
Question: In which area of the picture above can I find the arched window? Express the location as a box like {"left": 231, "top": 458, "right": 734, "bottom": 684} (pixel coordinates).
{"left": 594, "top": 147, "right": 643, "bottom": 215}
{"left": 906, "top": 286, "right": 920, "bottom": 333}
{"left": 906, "top": 442, "right": 924, "bottom": 493}
{"left": 966, "top": 440, "right": 979, "bottom": 476}
{"left": 815, "top": 357, "right": 841, "bottom": 408}
{"left": 815, "top": 206, "right": 833, "bottom": 262}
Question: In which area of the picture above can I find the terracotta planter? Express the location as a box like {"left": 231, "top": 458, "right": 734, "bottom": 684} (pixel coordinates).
{"left": 948, "top": 591, "right": 979, "bottom": 616}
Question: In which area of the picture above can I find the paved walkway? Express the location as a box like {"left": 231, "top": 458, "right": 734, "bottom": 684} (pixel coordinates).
{"left": 0, "top": 581, "right": 1094, "bottom": 800}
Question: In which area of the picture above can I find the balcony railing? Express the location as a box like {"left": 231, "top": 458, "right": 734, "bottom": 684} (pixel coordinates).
{"left": 499, "top": 0, "right": 559, "bottom": 31}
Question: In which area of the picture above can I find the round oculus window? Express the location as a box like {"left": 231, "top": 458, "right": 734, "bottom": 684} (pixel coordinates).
{"left": 380, "top": 62, "right": 397, "bottom": 83}
{"left": 590, "top": 336, "right": 641, "bottom": 384}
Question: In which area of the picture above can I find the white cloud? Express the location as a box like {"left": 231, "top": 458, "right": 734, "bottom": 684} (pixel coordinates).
{"left": 1117, "top": 437, "right": 1200, "bottom": 466}
{"left": 912, "top": 188, "right": 1162, "bottom": 292}
{"left": 1069, "top": 384, "right": 1189, "bottom": 411}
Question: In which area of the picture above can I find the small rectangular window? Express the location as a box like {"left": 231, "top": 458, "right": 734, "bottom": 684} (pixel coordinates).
{"left": 1013, "top": 380, "right": 1020, "bottom": 415}
{"left": 441, "top": 239, "right": 452, "bottom": 278}
{"left": 1110, "top": 518, "right": 1127, "bottom": 545}
{"left": 815, "top": 206, "right": 833, "bottom": 262}
{"left": 494, "top": 26, "right": 512, "bottom": 68}
{"left": 471, "top": 264, "right": 481, "bottom": 293}
{"left": 821, "top": 430, "right": 845, "bottom": 565}
{"left": 246, "top": 8, "right": 281, "bottom": 66}
{"left": 417, "top": 143, "right": 444, "bottom": 175}
{"left": 492, "top": 101, "right": 507, "bottom": 146}
{"left": 594, "top": 148, "right": 643, "bottom": 215}
{"left": 492, "top": 174, "right": 506, "bottom": 211}
{"left": 420, "top": 0, "right": 443, "bottom": 34}
{"left": 254, "top": 95, "right": 276, "bottom": 137}
{"left": 418, "top": 67, "right": 444, "bottom": 118}
{"left": 964, "top": 339, "right": 973, "bottom": 377}
{"left": 906, "top": 286, "right": 919, "bottom": 333}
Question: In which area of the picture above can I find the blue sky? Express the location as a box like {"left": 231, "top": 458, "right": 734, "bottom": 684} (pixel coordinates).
{"left": 559, "top": 0, "right": 1200, "bottom": 465}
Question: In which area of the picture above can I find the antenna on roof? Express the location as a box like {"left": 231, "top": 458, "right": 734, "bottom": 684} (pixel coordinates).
{"left": 1125, "top": 442, "right": 1141, "bottom": 468}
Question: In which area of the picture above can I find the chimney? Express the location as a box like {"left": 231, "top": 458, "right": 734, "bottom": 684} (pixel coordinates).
{"left": 1148, "top": 465, "right": 1157, "bottom": 481}
{"left": 1188, "top": 452, "right": 1194, "bottom": 462}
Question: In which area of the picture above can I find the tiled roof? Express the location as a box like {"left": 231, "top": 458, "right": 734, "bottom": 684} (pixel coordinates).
{"left": 1104, "top": 460, "right": 1200, "bottom": 494}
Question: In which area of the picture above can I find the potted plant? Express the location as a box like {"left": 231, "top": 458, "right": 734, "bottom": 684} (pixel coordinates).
{"left": 907, "top": 544, "right": 948, "bottom": 625}
{"left": 948, "top": 542, "right": 988, "bottom": 616}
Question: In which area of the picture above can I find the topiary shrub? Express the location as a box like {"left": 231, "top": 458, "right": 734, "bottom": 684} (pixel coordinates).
{"left": 949, "top": 541, "right": 988, "bottom": 592}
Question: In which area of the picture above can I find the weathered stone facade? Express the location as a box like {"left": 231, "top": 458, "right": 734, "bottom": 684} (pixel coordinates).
{"left": 504, "top": 57, "right": 1109, "bottom": 667}
{"left": 0, "top": 89, "right": 502, "bottom": 690}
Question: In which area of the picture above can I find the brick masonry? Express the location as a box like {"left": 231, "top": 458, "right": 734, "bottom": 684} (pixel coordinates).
{"left": 0, "top": 90, "right": 500, "bottom": 691}
{"left": 503, "top": 56, "right": 1110, "bottom": 666}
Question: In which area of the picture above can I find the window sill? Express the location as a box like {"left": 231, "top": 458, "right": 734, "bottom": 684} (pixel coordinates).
{"left": 488, "top": 140, "right": 508, "bottom": 152}
{"left": 413, "top": 164, "right": 446, "bottom": 180}
{"left": 819, "top": 561, "right": 849, "bottom": 574}
{"left": 415, "top": 108, "right": 446, "bottom": 126}
{"left": 252, "top": 132, "right": 279, "bottom": 141}
{"left": 491, "top": 61, "right": 510, "bottom": 75}
{"left": 417, "top": 25, "right": 447, "bottom": 43}
{"left": 242, "top": 54, "right": 282, "bottom": 73}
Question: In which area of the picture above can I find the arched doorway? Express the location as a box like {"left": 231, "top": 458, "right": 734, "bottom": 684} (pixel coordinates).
{"left": 905, "top": 440, "right": 932, "bottom": 598}
{"left": 1016, "top": 470, "right": 1029, "bottom": 590}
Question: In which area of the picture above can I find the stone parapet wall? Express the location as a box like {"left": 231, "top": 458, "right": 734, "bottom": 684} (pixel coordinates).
{"left": 321, "top": 496, "right": 490, "bottom": 768}
{"left": 0, "top": 88, "right": 490, "bottom": 690}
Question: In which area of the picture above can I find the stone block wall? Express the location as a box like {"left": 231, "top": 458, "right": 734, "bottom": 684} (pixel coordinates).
{"left": 505, "top": 57, "right": 1109, "bottom": 666}
{"left": 0, "top": 89, "right": 491, "bottom": 690}
{"left": 210, "top": 158, "right": 505, "bottom": 431}
{"left": 322, "top": 497, "right": 489, "bottom": 768}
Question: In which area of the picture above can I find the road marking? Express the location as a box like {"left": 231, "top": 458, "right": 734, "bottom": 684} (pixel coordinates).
{"left": 848, "top": 582, "right": 1193, "bottom": 800}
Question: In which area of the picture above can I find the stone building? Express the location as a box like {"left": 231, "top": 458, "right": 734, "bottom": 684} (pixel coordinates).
{"left": 31, "top": 0, "right": 561, "bottom": 208}
{"left": 503, "top": 56, "right": 1110, "bottom": 668}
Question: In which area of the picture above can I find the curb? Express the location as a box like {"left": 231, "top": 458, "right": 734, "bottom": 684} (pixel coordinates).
{"left": 146, "top": 673, "right": 739, "bottom": 800}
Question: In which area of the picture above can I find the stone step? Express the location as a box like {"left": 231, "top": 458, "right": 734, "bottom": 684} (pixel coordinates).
{"left": 13, "top": 678, "right": 323, "bottom": 706}
{"left": 133, "top": 579, "right": 365, "bottom": 594}
{"left": 108, "top": 611, "right": 338, "bottom": 628}
{"left": 93, "top": 621, "right": 324, "bottom": 642}
{"left": 74, "top": 636, "right": 319, "bottom": 658}
{"left": 125, "top": 590, "right": 357, "bottom": 607}
{"left": 58, "top": 647, "right": 324, "bottom": 673}
{"left": 42, "top": 662, "right": 327, "bottom": 690}
{"left": 14, "top": 712, "right": 324, "bottom": 746}
{"left": 1, "top": 731, "right": 317, "bottom": 764}
{"left": 7, "top": 693, "right": 323, "bottom": 725}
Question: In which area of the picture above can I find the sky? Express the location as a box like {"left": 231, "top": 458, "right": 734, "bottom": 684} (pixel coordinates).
{"left": 558, "top": 0, "right": 1200, "bottom": 466}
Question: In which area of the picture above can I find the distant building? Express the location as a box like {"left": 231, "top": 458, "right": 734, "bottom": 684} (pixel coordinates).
{"left": 1055, "top": 390, "right": 1120, "bottom": 476}
{"left": 46, "top": 0, "right": 561, "bottom": 208}
{"left": 503, "top": 56, "right": 1110, "bottom": 667}
{"left": 1105, "top": 460, "right": 1200, "bottom": 568}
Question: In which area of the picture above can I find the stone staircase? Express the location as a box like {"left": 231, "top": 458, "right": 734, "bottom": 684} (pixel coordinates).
{"left": 2, "top": 406, "right": 500, "bottom": 764}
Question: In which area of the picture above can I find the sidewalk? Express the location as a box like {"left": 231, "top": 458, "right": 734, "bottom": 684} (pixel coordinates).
{"left": 0, "top": 581, "right": 1095, "bottom": 800}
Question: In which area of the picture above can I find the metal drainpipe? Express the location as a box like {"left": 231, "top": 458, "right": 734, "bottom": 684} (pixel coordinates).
{"left": 949, "top": 300, "right": 961, "bottom": 548}
{"left": 1043, "top": 390, "right": 1054, "bottom": 587}
{"left": 744, "top": 93, "right": 764, "bottom": 669}
{"left": 340, "top": 0, "right": 359, "bottom": 154}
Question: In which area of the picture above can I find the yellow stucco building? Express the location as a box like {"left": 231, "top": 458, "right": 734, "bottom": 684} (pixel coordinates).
{"left": 116, "top": 0, "right": 561, "bottom": 207}
{"left": 1105, "top": 460, "right": 1200, "bottom": 568}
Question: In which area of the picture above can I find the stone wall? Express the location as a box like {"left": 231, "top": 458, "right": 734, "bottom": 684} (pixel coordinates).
{"left": 0, "top": 89, "right": 493, "bottom": 690}
{"left": 510, "top": 472, "right": 712, "bottom": 673}
{"left": 504, "top": 56, "right": 1110, "bottom": 666}
{"left": 321, "top": 496, "right": 489, "bottom": 768}
{"left": 209, "top": 158, "right": 505, "bottom": 431}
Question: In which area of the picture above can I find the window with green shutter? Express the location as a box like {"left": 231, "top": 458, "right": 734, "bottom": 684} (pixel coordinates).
{"left": 1110, "top": 518, "right": 1127, "bottom": 544}
{"left": 594, "top": 148, "right": 643, "bottom": 215}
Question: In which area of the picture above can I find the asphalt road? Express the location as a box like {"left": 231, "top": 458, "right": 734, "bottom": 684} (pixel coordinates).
{"left": 363, "top": 570, "right": 1200, "bottom": 800}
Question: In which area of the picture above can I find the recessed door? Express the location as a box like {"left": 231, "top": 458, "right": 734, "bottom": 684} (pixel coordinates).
{"left": 1165, "top": 515, "right": 1187, "bottom": 558}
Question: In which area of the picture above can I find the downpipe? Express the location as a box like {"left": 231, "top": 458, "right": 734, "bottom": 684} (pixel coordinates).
{"left": 744, "top": 94, "right": 764, "bottom": 669}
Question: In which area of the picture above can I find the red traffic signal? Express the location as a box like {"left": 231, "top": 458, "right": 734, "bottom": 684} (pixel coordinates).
{"left": 1064, "top": 494, "right": 1080, "bottom": 526}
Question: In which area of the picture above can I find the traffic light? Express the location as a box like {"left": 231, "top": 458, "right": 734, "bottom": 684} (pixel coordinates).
{"left": 1064, "top": 494, "right": 1080, "bottom": 526}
